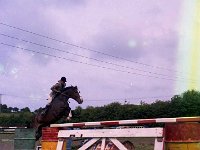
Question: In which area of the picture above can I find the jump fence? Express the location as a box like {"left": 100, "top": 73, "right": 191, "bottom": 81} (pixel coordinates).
{"left": 39, "top": 117, "right": 200, "bottom": 150}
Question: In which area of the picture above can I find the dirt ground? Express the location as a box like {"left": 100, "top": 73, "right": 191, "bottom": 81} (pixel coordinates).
{"left": 119, "top": 137, "right": 155, "bottom": 150}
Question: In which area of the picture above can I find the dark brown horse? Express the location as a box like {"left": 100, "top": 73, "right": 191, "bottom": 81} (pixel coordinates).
{"left": 33, "top": 86, "right": 83, "bottom": 140}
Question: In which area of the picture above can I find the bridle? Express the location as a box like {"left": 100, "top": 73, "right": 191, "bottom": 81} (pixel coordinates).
{"left": 60, "top": 87, "right": 80, "bottom": 99}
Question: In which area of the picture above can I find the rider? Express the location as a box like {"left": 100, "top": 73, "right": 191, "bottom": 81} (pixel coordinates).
{"left": 48, "top": 77, "right": 67, "bottom": 103}
{"left": 47, "top": 76, "right": 72, "bottom": 121}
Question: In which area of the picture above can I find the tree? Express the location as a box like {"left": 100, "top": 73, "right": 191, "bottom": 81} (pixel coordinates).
{"left": 181, "top": 90, "right": 200, "bottom": 116}
{"left": 13, "top": 107, "right": 19, "bottom": 112}
{"left": 34, "top": 107, "right": 43, "bottom": 114}
{"left": 1, "top": 104, "right": 9, "bottom": 113}
{"left": 20, "top": 107, "right": 31, "bottom": 112}
{"left": 8, "top": 107, "right": 13, "bottom": 112}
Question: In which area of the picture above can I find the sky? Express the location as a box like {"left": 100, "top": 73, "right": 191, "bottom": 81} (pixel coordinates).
{"left": 0, "top": 0, "right": 200, "bottom": 111}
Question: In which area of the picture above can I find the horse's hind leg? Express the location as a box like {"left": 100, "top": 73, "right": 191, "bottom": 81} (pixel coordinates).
{"left": 33, "top": 115, "right": 44, "bottom": 141}
{"left": 35, "top": 130, "right": 41, "bottom": 141}
{"left": 35, "top": 124, "right": 44, "bottom": 141}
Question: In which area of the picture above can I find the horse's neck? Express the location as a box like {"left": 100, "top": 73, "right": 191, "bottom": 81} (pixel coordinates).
{"left": 54, "top": 94, "right": 69, "bottom": 102}
{"left": 62, "top": 89, "right": 72, "bottom": 98}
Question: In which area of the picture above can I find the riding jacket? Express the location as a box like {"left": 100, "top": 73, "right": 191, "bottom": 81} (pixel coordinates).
{"left": 50, "top": 80, "right": 66, "bottom": 99}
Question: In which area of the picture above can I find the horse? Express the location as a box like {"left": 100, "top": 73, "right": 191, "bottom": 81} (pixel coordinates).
{"left": 33, "top": 86, "right": 83, "bottom": 141}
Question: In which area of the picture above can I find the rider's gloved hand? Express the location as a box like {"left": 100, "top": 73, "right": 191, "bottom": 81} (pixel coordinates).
{"left": 54, "top": 90, "right": 61, "bottom": 93}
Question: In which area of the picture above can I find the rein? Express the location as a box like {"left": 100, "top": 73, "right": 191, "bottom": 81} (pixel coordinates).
{"left": 60, "top": 92, "right": 70, "bottom": 98}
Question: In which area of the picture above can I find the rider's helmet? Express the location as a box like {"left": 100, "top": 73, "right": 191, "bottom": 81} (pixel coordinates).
{"left": 61, "top": 77, "right": 66, "bottom": 82}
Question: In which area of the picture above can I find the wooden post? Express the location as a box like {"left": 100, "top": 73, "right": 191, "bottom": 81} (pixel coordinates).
{"left": 0, "top": 94, "right": 2, "bottom": 113}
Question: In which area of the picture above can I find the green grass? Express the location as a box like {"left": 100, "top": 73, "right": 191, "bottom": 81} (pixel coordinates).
{"left": 0, "top": 112, "right": 28, "bottom": 117}
{"left": 0, "top": 112, "right": 33, "bottom": 117}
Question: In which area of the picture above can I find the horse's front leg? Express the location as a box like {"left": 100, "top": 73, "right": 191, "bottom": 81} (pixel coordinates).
{"left": 62, "top": 106, "right": 71, "bottom": 121}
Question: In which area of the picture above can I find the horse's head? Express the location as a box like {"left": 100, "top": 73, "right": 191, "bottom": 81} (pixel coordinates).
{"left": 63, "top": 86, "right": 83, "bottom": 104}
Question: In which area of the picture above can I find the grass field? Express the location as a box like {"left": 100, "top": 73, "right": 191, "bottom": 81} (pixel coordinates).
{"left": 0, "top": 112, "right": 32, "bottom": 117}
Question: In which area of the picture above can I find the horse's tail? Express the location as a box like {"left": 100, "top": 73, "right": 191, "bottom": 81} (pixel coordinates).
{"left": 31, "top": 113, "right": 43, "bottom": 141}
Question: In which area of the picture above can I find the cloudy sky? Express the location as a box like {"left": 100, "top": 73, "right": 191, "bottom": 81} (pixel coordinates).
{"left": 0, "top": 0, "right": 199, "bottom": 111}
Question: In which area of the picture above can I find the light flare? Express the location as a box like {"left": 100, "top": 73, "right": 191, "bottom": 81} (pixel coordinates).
{"left": 176, "top": 0, "right": 200, "bottom": 93}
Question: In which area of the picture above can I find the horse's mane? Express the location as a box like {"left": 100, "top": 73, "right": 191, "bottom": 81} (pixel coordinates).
{"left": 63, "top": 86, "right": 77, "bottom": 91}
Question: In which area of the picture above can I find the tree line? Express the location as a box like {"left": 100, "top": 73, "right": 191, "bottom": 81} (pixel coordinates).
{"left": 0, "top": 90, "right": 200, "bottom": 126}
{"left": 0, "top": 104, "right": 31, "bottom": 113}
{"left": 71, "top": 90, "right": 200, "bottom": 123}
